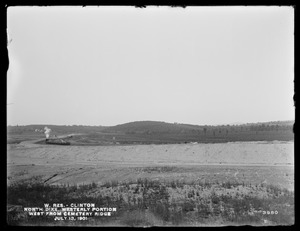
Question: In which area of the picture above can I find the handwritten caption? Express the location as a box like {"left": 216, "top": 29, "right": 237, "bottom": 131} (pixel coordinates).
{"left": 23, "top": 203, "right": 116, "bottom": 221}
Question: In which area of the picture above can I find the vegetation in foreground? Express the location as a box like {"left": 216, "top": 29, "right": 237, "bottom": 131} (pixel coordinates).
{"left": 7, "top": 176, "right": 294, "bottom": 226}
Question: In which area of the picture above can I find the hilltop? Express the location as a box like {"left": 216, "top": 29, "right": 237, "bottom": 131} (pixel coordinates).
{"left": 102, "top": 121, "right": 203, "bottom": 134}
{"left": 102, "top": 120, "right": 294, "bottom": 134}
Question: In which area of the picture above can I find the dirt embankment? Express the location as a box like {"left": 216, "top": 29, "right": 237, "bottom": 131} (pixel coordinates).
{"left": 8, "top": 141, "right": 294, "bottom": 166}
{"left": 7, "top": 141, "right": 294, "bottom": 188}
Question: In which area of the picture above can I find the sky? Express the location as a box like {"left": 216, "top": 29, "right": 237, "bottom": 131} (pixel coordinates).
{"left": 7, "top": 6, "right": 294, "bottom": 126}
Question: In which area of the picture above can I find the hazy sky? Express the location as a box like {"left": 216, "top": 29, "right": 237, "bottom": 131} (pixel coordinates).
{"left": 7, "top": 6, "right": 294, "bottom": 126}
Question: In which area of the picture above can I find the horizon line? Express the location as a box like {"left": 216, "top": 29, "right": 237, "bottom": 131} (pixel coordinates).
{"left": 6, "top": 119, "right": 295, "bottom": 127}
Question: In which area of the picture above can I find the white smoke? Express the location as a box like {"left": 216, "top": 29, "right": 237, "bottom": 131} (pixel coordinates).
{"left": 44, "top": 126, "right": 51, "bottom": 139}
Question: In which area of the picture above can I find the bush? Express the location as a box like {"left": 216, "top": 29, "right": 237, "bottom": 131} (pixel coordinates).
{"left": 7, "top": 177, "right": 294, "bottom": 226}
{"left": 182, "top": 201, "right": 194, "bottom": 212}
{"left": 120, "top": 210, "right": 163, "bottom": 227}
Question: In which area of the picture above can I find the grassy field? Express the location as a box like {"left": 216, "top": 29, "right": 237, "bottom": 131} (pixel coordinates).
{"left": 7, "top": 176, "right": 294, "bottom": 226}
{"left": 7, "top": 164, "right": 294, "bottom": 226}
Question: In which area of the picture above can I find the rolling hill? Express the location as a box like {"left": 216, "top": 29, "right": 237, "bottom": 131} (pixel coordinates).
{"left": 102, "top": 121, "right": 203, "bottom": 134}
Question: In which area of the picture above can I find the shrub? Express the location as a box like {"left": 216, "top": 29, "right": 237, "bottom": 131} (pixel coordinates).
{"left": 182, "top": 201, "right": 194, "bottom": 212}
{"left": 7, "top": 177, "right": 295, "bottom": 226}
{"left": 120, "top": 210, "right": 163, "bottom": 227}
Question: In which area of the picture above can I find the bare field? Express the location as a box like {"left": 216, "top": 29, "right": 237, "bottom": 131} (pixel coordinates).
{"left": 7, "top": 140, "right": 294, "bottom": 226}
{"left": 7, "top": 141, "right": 294, "bottom": 189}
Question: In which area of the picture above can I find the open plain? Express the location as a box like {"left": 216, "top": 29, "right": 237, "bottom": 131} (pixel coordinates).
{"left": 7, "top": 140, "right": 294, "bottom": 189}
